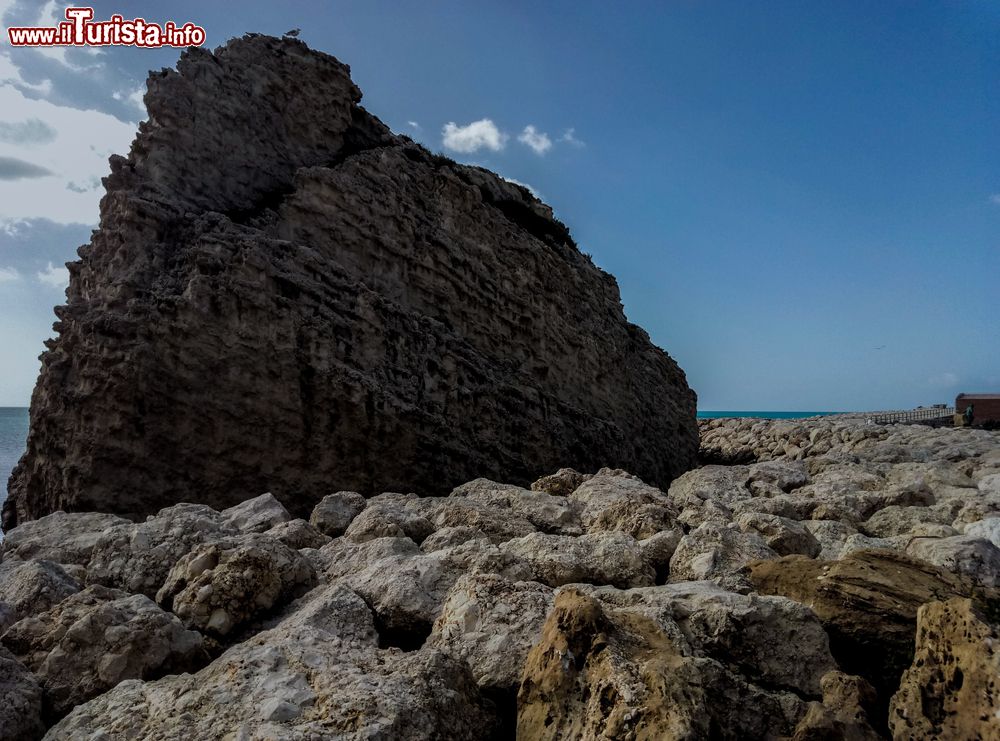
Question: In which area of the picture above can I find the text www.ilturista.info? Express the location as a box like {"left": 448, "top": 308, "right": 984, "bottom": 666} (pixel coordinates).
{"left": 7, "top": 7, "right": 206, "bottom": 48}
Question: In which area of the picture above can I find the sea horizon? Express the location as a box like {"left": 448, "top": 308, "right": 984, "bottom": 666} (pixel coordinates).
{"left": 697, "top": 410, "right": 841, "bottom": 419}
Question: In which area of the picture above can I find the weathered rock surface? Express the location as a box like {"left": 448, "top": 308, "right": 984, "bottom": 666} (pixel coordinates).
{"left": 427, "top": 573, "right": 553, "bottom": 691}
{"left": 342, "top": 493, "right": 437, "bottom": 544}
{"left": 748, "top": 549, "right": 969, "bottom": 719}
{"left": 4, "top": 32, "right": 697, "bottom": 530}
{"left": 530, "top": 467, "right": 591, "bottom": 497}
{"left": 888, "top": 597, "right": 1000, "bottom": 740}
{"left": 499, "top": 531, "right": 655, "bottom": 588}
{"left": 0, "top": 559, "right": 80, "bottom": 632}
{"left": 791, "top": 671, "right": 881, "bottom": 741}
{"left": 904, "top": 534, "right": 1000, "bottom": 588}
{"left": 85, "top": 503, "right": 238, "bottom": 598}
{"left": 0, "top": 646, "right": 45, "bottom": 741}
{"left": 156, "top": 533, "right": 316, "bottom": 638}
{"left": 450, "top": 477, "right": 582, "bottom": 536}
{"left": 47, "top": 588, "right": 495, "bottom": 740}
{"left": 736, "top": 511, "right": 821, "bottom": 557}
{"left": 517, "top": 584, "right": 836, "bottom": 740}
{"left": 2, "top": 585, "right": 206, "bottom": 718}
{"left": 669, "top": 522, "right": 778, "bottom": 589}
{"left": 265, "top": 518, "right": 330, "bottom": 549}
{"left": 308, "top": 490, "right": 366, "bottom": 537}
{"left": 220, "top": 492, "right": 292, "bottom": 534}
{"left": 0, "top": 511, "right": 129, "bottom": 566}
{"left": 1, "top": 413, "right": 998, "bottom": 737}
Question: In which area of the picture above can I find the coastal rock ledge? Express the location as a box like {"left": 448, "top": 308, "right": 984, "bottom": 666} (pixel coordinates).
{"left": 0, "top": 419, "right": 998, "bottom": 739}
{"left": 3, "top": 33, "right": 697, "bottom": 529}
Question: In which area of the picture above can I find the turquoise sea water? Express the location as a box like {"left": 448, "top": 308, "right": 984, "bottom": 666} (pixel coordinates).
{"left": 0, "top": 407, "right": 29, "bottom": 509}
{"left": 698, "top": 411, "right": 839, "bottom": 419}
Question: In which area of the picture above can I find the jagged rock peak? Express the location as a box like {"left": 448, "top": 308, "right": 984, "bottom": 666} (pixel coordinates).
{"left": 5, "top": 34, "right": 697, "bottom": 529}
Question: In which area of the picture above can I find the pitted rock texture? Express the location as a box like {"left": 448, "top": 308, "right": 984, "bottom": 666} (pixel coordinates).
{"left": 888, "top": 597, "right": 1000, "bottom": 740}
{"left": 516, "top": 585, "right": 835, "bottom": 740}
{"left": 4, "top": 33, "right": 696, "bottom": 530}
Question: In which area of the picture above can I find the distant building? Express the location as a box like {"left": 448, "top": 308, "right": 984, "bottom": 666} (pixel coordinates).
{"left": 955, "top": 393, "right": 1000, "bottom": 426}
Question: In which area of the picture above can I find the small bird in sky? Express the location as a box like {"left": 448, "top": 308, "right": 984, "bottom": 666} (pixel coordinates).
{"left": 284, "top": 29, "right": 301, "bottom": 38}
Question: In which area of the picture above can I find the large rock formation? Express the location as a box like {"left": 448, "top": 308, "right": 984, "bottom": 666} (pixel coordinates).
{"left": 4, "top": 34, "right": 697, "bottom": 529}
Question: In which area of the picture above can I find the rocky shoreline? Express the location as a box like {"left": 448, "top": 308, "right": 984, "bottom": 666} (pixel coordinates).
{"left": 1, "top": 417, "right": 998, "bottom": 739}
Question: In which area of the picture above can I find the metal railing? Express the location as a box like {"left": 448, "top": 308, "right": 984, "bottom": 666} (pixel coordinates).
{"left": 866, "top": 407, "right": 955, "bottom": 425}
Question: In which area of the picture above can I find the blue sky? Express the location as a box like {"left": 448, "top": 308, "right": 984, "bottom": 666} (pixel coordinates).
{"left": 0, "top": 1, "right": 997, "bottom": 410}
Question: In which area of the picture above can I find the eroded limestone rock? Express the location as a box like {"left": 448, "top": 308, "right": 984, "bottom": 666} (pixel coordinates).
{"left": 0, "top": 512, "right": 128, "bottom": 567}
{"left": 2, "top": 585, "right": 205, "bottom": 718}
{"left": 220, "top": 492, "right": 292, "bottom": 534}
{"left": 156, "top": 533, "right": 316, "bottom": 638}
{"left": 46, "top": 603, "right": 494, "bottom": 740}
{"left": 0, "top": 646, "right": 45, "bottom": 741}
{"left": 888, "top": 598, "right": 1000, "bottom": 740}
{"left": 428, "top": 573, "right": 554, "bottom": 691}
{"left": 0, "top": 559, "right": 80, "bottom": 632}
{"left": 308, "top": 491, "right": 366, "bottom": 537}
{"left": 517, "top": 585, "right": 831, "bottom": 740}
{"left": 4, "top": 35, "right": 697, "bottom": 531}
{"left": 86, "top": 503, "right": 239, "bottom": 598}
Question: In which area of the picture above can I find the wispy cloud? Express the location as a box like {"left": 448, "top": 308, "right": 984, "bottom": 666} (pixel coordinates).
{"left": 989, "top": 194, "right": 1000, "bottom": 206}
{"left": 0, "top": 84, "right": 137, "bottom": 224}
{"left": 36, "top": 260, "right": 68, "bottom": 289}
{"left": 0, "top": 46, "right": 53, "bottom": 95}
{"left": 0, "top": 217, "right": 27, "bottom": 236}
{"left": 442, "top": 119, "right": 507, "bottom": 153}
{"left": 0, "top": 266, "right": 20, "bottom": 282}
{"left": 406, "top": 120, "right": 421, "bottom": 132}
{"left": 0, "top": 118, "right": 58, "bottom": 145}
{"left": 517, "top": 125, "right": 551, "bottom": 155}
{"left": 0, "top": 155, "right": 54, "bottom": 180}
{"left": 559, "top": 127, "right": 585, "bottom": 148}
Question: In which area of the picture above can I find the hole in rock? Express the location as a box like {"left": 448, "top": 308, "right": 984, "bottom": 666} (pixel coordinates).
{"left": 825, "top": 629, "right": 909, "bottom": 736}
{"left": 482, "top": 686, "right": 518, "bottom": 741}
{"left": 375, "top": 616, "right": 433, "bottom": 652}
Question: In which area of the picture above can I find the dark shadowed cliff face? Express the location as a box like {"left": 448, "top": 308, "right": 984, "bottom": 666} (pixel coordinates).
{"left": 3, "top": 34, "right": 697, "bottom": 529}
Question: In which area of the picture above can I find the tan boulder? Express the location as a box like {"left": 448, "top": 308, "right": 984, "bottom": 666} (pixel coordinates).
{"left": 888, "top": 598, "right": 1000, "bottom": 740}
{"left": 517, "top": 586, "right": 826, "bottom": 740}
{"left": 748, "top": 549, "right": 969, "bottom": 721}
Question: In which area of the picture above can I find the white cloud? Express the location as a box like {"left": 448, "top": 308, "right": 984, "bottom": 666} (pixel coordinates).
{"left": 989, "top": 194, "right": 1000, "bottom": 206}
{"left": 36, "top": 260, "right": 68, "bottom": 288}
{"left": 517, "top": 125, "right": 551, "bottom": 155}
{"left": 112, "top": 85, "right": 146, "bottom": 113}
{"left": 406, "top": 120, "right": 421, "bottom": 131}
{"left": 442, "top": 119, "right": 507, "bottom": 153}
{"left": 559, "top": 127, "right": 585, "bottom": 148}
{"left": 0, "top": 266, "right": 21, "bottom": 282}
{"left": 501, "top": 176, "right": 541, "bottom": 199}
{"left": 0, "top": 217, "right": 27, "bottom": 236}
{"left": 0, "top": 46, "right": 53, "bottom": 95}
{"left": 0, "top": 84, "right": 137, "bottom": 225}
